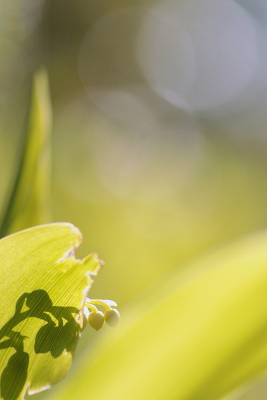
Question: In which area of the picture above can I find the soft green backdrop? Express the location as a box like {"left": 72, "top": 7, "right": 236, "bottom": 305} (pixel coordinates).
{"left": 1, "top": 0, "right": 267, "bottom": 399}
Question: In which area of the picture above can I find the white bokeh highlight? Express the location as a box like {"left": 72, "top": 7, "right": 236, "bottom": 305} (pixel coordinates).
{"left": 137, "top": 0, "right": 260, "bottom": 110}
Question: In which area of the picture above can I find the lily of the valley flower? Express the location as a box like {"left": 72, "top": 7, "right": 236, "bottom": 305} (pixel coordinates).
{"left": 84, "top": 298, "right": 120, "bottom": 331}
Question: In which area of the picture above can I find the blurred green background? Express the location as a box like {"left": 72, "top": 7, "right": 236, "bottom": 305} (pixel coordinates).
{"left": 1, "top": 0, "right": 267, "bottom": 399}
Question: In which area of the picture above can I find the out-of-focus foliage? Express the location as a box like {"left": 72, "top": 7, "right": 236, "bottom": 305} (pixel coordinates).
{"left": 0, "top": 69, "right": 51, "bottom": 237}
{"left": 1, "top": 0, "right": 267, "bottom": 399}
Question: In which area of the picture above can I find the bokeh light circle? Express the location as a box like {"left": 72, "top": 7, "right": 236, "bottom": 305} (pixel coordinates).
{"left": 137, "top": 0, "right": 259, "bottom": 110}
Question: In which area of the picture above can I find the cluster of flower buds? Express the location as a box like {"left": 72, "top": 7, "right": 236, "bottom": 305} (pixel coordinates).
{"left": 83, "top": 298, "right": 120, "bottom": 331}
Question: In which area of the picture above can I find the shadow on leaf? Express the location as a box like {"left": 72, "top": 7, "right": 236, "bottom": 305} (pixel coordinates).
{"left": 0, "top": 290, "right": 80, "bottom": 400}
{"left": 1, "top": 351, "right": 29, "bottom": 400}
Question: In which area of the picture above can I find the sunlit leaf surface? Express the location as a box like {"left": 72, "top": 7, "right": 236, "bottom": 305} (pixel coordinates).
{"left": 0, "top": 68, "right": 52, "bottom": 238}
{"left": 0, "top": 223, "right": 102, "bottom": 400}
{"left": 51, "top": 229, "right": 267, "bottom": 400}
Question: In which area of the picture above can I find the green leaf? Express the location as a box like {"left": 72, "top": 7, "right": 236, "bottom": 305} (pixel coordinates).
{"left": 50, "top": 230, "right": 267, "bottom": 400}
{"left": 0, "top": 223, "right": 102, "bottom": 400}
{"left": 0, "top": 68, "right": 52, "bottom": 238}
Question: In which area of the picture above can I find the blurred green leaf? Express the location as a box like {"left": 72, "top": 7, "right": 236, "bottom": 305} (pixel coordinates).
{"left": 0, "top": 68, "right": 52, "bottom": 237}
{"left": 0, "top": 223, "right": 102, "bottom": 400}
{"left": 50, "top": 229, "right": 267, "bottom": 400}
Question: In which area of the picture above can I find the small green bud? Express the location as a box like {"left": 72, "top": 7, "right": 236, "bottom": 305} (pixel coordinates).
{"left": 104, "top": 309, "right": 121, "bottom": 327}
{"left": 88, "top": 311, "right": 105, "bottom": 331}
